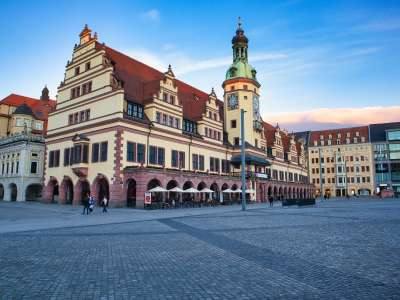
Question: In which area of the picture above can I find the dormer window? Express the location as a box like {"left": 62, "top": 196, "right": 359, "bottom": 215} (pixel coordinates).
{"left": 126, "top": 102, "right": 143, "bottom": 119}
{"left": 170, "top": 95, "right": 175, "bottom": 105}
{"left": 213, "top": 113, "right": 217, "bottom": 121}
{"left": 208, "top": 111, "right": 212, "bottom": 119}
{"left": 163, "top": 93, "right": 168, "bottom": 102}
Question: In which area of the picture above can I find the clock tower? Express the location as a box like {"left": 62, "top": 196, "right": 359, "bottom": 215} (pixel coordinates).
{"left": 223, "top": 18, "right": 263, "bottom": 148}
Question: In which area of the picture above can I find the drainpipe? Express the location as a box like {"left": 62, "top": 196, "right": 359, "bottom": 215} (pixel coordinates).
{"left": 188, "top": 134, "right": 192, "bottom": 171}
{"left": 146, "top": 123, "right": 153, "bottom": 167}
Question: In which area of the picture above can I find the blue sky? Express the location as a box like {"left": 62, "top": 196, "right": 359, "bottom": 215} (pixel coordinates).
{"left": 0, "top": 0, "right": 399, "bottom": 130}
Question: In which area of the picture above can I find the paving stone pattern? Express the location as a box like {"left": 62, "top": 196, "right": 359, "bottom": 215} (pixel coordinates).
{"left": 0, "top": 198, "right": 399, "bottom": 299}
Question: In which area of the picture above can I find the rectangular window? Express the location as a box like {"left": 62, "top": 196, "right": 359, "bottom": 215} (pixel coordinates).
{"left": 192, "top": 154, "right": 199, "bottom": 170}
{"left": 74, "top": 113, "right": 79, "bottom": 124}
{"left": 157, "top": 147, "right": 165, "bottom": 165}
{"left": 126, "top": 102, "right": 144, "bottom": 119}
{"left": 74, "top": 145, "right": 82, "bottom": 164}
{"left": 85, "top": 62, "right": 91, "bottom": 71}
{"left": 171, "top": 150, "right": 178, "bottom": 167}
{"left": 179, "top": 151, "right": 185, "bottom": 168}
{"left": 127, "top": 142, "right": 136, "bottom": 162}
{"left": 55, "top": 150, "right": 60, "bottom": 167}
{"left": 82, "top": 83, "right": 87, "bottom": 95}
{"left": 100, "top": 142, "right": 108, "bottom": 162}
{"left": 82, "top": 144, "right": 89, "bottom": 163}
{"left": 64, "top": 148, "right": 70, "bottom": 166}
{"left": 30, "top": 161, "right": 38, "bottom": 174}
{"left": 75, "top": 67, "right": 80, "bottom": 76}
{"left": 69, "top": 114, "right": 73, "bottom": 125}
{"left": 162, "top": 114, "right": 167, "bottom": 125}
{"left": 85, "top": 109, "right": 90, "bottom": 120}
{"left": 156, "top": 112, "right": 161, "bottom": 123}
{"left": 80, "top": 111, "right": 85, "bottom": 122}
{"left": 49, "top": 151, "right": 55, "bottom": 167}
{"left": 92, "top": 143, "right": 99, "bottom": 163}
{"left": 149, "top": 146, "right": 157, "bottom": 164}
{"left": 168, "top": 116, "right": 174, "bottom": 127}
{"left": 199, "top": 155, "right": 204, "bottom": 171}
{"left": 231, "top": 120, "right": 237, "bottom": 128}
{"left": 137, "top": 143, "right": 145, "bottom": 163}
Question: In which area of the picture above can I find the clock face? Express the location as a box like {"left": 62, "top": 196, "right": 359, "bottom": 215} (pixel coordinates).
{"left": 228, "top": 93, "right": 238, "bottom": 110}
{"left": 253, "top": 95, "right": 260, "bottom": 120}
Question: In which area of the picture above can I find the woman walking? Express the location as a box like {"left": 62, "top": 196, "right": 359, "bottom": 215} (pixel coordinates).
{"left": 102, "top": 196, "right": 108, "bottom": 213}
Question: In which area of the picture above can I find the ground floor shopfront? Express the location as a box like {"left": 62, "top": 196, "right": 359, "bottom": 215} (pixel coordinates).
{"left": 42, "top": 167, "right": 315, "bottom": 208}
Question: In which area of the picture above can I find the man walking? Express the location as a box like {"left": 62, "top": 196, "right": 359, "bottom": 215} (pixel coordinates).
{"left": 82, "top": 193, "right": 90, "bottom": 215}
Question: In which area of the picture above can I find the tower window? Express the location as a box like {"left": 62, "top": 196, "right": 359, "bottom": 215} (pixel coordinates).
{"left": 231, "top": 120, "right": 237, "bottom": 128}
{"left": 243, "top": 85, "right": 248, "bottom": 90}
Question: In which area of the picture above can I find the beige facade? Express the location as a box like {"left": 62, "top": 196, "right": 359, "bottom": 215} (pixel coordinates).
{"left": 43, "top": 25, "right": 313, "bottom": 208}
{"left": 307, "top": 127, "right": 375, "bottom": 197}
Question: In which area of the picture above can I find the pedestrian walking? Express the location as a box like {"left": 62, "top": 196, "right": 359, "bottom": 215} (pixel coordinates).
{"left": 102, "top": 196, "right": 108, "bottom": 213}
{"left": 268, "top": 195, "right": 274, "bottom": 207}
{"left": 82, "top": 193, "right": 90, "bottom": 215}
{"left": 88, "top": 194, "right": 95, "bottom": 214}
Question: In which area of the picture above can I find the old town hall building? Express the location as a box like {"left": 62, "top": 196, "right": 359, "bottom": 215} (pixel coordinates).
{"left": 43, "top": 24, "right": 313, "bottom": 208}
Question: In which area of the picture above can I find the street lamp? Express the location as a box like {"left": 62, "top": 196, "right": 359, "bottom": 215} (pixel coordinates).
{"left": 241, "top": 109, "right": 247, "bottom": 211}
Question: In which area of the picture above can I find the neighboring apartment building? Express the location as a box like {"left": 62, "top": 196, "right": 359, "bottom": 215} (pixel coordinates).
{"left": 0, "top": 88, "right": 56, "bottom": 201}
{"left": 369, "top": 122, "right": 400, "bottom": 197}
{"left": 43, "top": 24, "right": 313, "bottom": 208}
{"left": 307, "top": 126, "right": 374, "bottom": 197}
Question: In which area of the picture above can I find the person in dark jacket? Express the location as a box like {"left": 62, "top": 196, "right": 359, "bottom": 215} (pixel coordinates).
{"left": 82, "top": 193, "right": 90, "bottom": 215}
{"left": 268, "top": 195, "right": 274, "bottom": 207}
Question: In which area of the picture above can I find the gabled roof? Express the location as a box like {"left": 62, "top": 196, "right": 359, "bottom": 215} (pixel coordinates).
{"left": 309, "top": 125, "right": 369, "bottom": 146}
{"left": 0, "top": 93, "right": 56, "bottom": 133}
{"left": 96, "top": 43, "right": 223, "bottom": 121}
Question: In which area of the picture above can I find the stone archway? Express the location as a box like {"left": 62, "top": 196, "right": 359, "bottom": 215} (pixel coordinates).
{"left": 273, "top": 186, "right": 278, "bottom": 198}
{"left": 167, "top": 180, "right": 179, "bottom": 205}
{"left": 284, "top": 187, "right": 288, "bottom": 200}
{"left": 126, "top": 179, "right": 136, "bottom": 208}
{"left": 74, "top": 179, "right": 91, "bottom": 205}
{"left": 278, "top": 187, "right": 283, "bottom": 201}
{"left": 25, "top": 184, "right": 42, "bottom": 201}
{"left": 60, "top": 177, "right": 74, "bottom": 204}
{"left": 9, "top": 183, "right": 18, "bottom": 201}
{"left": 45, "top": 178, "right": 59, "bottom": 203}
{"left": 148, "top": 178, "right": 163, "bottom": 203}
{"left": 210, "top": 182, "right": 219, "bottom": 201}
{"left": 93, "top": 175, "right": 110, "bottom": 202}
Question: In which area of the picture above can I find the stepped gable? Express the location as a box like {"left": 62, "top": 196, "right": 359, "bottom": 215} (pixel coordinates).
{"left": 97, "top": 43, "right": 223, "bottom": 121}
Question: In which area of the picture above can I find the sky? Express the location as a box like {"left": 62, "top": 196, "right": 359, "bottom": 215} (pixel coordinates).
{"left": 0, "top": 0, "right": 399, "bottom": 131}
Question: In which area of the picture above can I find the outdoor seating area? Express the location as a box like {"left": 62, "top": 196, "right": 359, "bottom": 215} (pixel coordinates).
{"left": 145, "top": 185, "right": 256, "bottom": 210}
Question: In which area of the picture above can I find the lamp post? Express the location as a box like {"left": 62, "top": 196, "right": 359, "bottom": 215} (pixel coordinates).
{"left": 241, "top": 109, "right": 246, "bottom": 211}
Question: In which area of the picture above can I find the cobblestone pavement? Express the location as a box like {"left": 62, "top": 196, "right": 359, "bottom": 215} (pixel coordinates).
{"left": 0, "top": 198, "right": 399, "bottom": 299}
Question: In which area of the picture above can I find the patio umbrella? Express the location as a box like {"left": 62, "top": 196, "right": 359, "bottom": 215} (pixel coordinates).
{"left": 222, "top": 188, "right": 234, "bottom": 193}
{"left": 182, "top": 187, "right": 200, "bottom": 193}
{"left": 168, "top": 187, "right": 184, "bottom": 193}
{"left": 245, "top": 189, "right": 256, "bottom": 194}
{"left": 200, "top": 188, "right": 214, "bottom": 193}
{"left": 147, "top": 186, "right": 167, "bottom": 193}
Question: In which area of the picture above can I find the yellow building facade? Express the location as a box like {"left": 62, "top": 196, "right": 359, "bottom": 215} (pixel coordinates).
{"left": 43, "top": 24, "right": 314, "bottom": 208}
{"left": 307, "top": 126, "right": 375, "bottom": 197}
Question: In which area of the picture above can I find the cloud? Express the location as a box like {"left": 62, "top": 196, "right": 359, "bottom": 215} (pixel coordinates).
{"left": 141, "top": 9, "right": 160, "bottom": 23}
{"left": 263, "top": 106, "right": 400, "bottom": 132}
{"left": 125, "top": 47, "right": 287, "bottom": 75}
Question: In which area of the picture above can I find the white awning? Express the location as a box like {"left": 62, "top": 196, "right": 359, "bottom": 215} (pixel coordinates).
{"left": 147, "top": 186, "right": 167, "bottom": 193}
{"left": 222, "top": 189, "right": 234, "bottom": 193}
{"left": 182, "top": 187, "right": 200, "bottom": 193}
{"left": 200, "top": 188, "right": 214, "bottom": 193}
{"left": 168, "top": 187, "right": 184, "bottom": 193}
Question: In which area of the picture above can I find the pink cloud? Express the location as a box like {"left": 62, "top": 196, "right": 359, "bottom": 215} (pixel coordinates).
{"left": 263, "top": 106, "right": 400, "bottom": 132}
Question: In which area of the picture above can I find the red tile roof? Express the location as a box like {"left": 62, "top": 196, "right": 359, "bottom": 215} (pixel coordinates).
{"left": 309, "top": 126, "right": 369, "bottom": 146}
{"left": 97, "top": 43, "right": 222, "bottom": 121}
{"left": 0, "top": 93, "right": 56, "bottom": 132}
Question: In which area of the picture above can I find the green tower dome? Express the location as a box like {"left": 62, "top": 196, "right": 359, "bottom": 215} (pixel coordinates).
{"left": 225, "top": 18, "right": 258, "bottom": 83}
